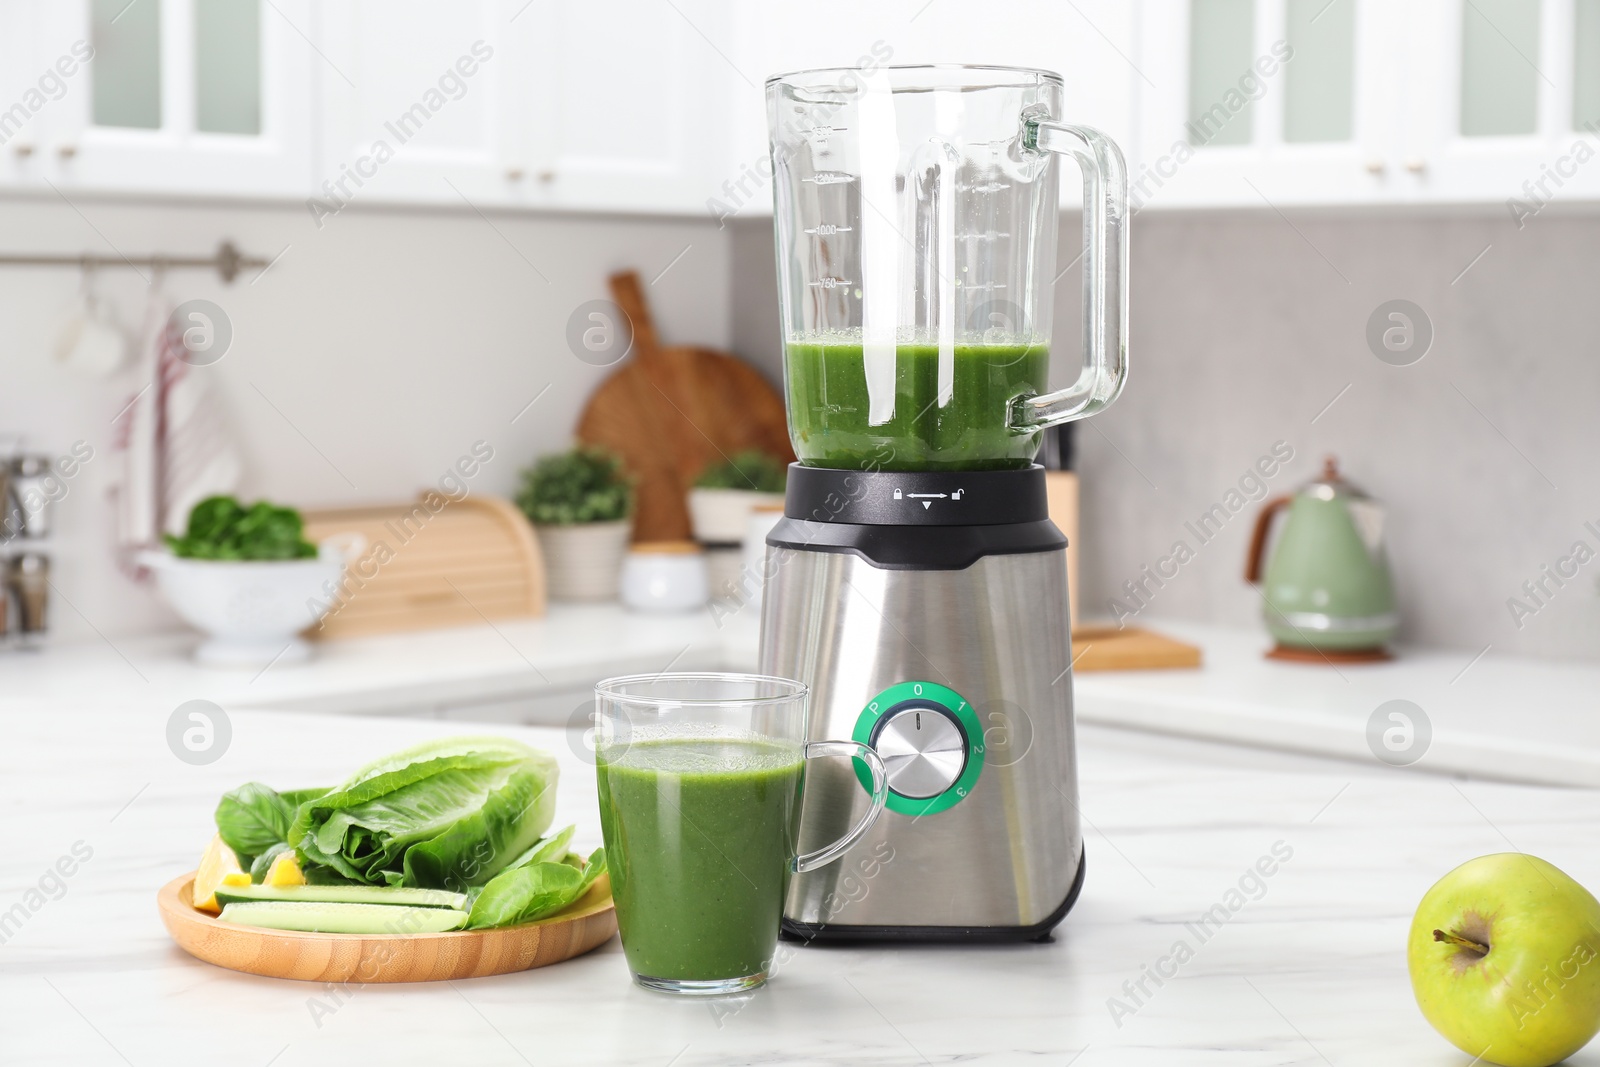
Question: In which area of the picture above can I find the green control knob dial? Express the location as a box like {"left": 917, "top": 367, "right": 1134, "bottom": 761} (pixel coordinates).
{"left": 853, "top": 680, "right": 984, "bottom": 816}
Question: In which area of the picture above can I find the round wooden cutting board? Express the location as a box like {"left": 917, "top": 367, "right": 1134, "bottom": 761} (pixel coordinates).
{"left": 157, "top": 873, "right": 617, "bottom": 983}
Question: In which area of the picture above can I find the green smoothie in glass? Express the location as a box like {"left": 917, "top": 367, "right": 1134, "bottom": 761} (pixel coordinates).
{"left": 785, "top": 339, "right": 1050, "bottom": 471}
{"left": 597, "top": 736, "right": 805, "bottom": 984}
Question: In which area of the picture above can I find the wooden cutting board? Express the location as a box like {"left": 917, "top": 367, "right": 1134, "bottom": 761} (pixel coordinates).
{"left": 157, "top": 873, "right": 616, "bottom": 983}
{"left": 301, "top": 495, "right": 545, "bottom": 639}
{"left": 576, "top": 271, "right": 793, "bottom": 543}
{"left": 1071, "top": 626, "right": 1202, "bottom": 671}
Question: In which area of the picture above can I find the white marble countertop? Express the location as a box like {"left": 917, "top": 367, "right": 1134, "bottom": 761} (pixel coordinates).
{"left": 1072, "top": 619, "right": 1600, "bottom": 786}
{"left": 7, "top": 708, "right": 1600, "bottom": 1065}
{"left": 8, "top": 606, "right": 1599, "bottom": 786}
{"left": 0, "top": 604, "right": 761, "bottom": 719}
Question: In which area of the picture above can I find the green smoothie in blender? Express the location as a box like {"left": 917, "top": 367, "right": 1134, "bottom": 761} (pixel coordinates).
{"left": 784, "top": 339, "right": 1050, "bottom": 471}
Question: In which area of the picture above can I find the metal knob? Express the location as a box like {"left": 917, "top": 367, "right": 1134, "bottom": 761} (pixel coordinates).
{"left": 872, "top": 704, "right": 967, "bottom": 799}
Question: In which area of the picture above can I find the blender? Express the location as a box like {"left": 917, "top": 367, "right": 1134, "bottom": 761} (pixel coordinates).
{"left": 759, "top": 65, "right": 1128, "bottom": 940}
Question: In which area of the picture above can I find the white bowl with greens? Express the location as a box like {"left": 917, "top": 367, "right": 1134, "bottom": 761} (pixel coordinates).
{"left": 141, "top": 495, "right": 345, "bottom": 668}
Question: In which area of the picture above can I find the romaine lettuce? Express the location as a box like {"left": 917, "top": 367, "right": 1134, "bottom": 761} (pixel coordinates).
{"left": 285, "top": 737, "right": 558, "bottom": 892}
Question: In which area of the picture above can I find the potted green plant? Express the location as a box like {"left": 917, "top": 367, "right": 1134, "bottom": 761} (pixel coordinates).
{"left": 688, "top": 450, "right": 787, "bottom": 545}
{"left": 516, "top": 447, "right": 635, "bottom": 601}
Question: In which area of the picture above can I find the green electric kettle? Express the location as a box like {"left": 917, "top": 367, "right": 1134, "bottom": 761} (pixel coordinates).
{"left": 1245, "top": 457, "right": 1397, "bottom": 659}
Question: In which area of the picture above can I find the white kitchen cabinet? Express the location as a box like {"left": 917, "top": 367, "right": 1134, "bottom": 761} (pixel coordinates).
{"left": 312, "top": 0, "right": 535, "bottom": 210}
{"left": 1134, "top": 0, "right": 1600, "bottom": 208}
{"left": 1400, "top": 0, "right": 1600, "bottom": 205}
{"left": 31, "top": 0, "right": 314, "bottom": 198}
{"left": 314, "top": 0, "right": 727, "bottom": 215}
{"left": 1133, "top": 0, "right": 1406, "bottom": 208}
{"left": 520, "top": 0, "right": 732, "bottom": 215}
{"left": 6, "top": 0, "right": 1600, "bottom": 213}
{"left": 0, "top": 5, "right": 54, "bottom": 189}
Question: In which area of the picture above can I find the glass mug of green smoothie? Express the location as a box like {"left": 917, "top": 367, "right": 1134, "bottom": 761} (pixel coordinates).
{"left": 768, "top": 64, "right": 1129, "bottom": 470}
{"left": 594, "top": 673, "right": 887, "bottom": 995}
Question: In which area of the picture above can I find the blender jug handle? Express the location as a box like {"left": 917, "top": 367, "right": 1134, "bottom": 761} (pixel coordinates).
{"left": 1015, "top": 117, "right": 1130, "bottom": 429}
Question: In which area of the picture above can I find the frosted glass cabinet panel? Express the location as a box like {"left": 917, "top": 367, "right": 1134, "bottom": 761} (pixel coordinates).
{"left": 90, "top": 0, "right": 162, "bottom": 129}
{"left": 1283, "top": 0, "right": 1355, "bottom": 142}
{"left": 1574, "top": 0, "right": 1600, "bottom": 128}
{"left": 194, "top": 0, "right": 261, "bottom": 135}
{"left": 1459, "top": 0, "right": 1541, "bottom": 136}
{"left": 1187, "top": 0, "right": 1257, "bottom": 145}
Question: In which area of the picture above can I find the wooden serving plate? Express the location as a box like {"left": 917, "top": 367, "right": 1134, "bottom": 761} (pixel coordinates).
{"left": 157, "top": 873, "right": 616, "bottom": 983}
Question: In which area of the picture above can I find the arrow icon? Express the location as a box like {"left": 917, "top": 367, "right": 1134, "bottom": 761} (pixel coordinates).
{"left": 922, "top": 501, "right": 932, "bottom": 509}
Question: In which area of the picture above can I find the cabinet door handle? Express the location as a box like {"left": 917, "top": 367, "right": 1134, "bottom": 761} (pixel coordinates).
{"left": 12, "top": 142, "right": 33, "bottom": 158}
{"left": 1364, "top": 159, "right": 1385, "bottom": 175}
{"left": 505, "top": 167, "right": 525, "bottom": 181}
{"left": 537, "top": 169, "right": 556, "bottom": 183}
{"left": 1404, "top": 157, "right": 1426, "bottom": 174}
{"left": 57, "top": 144, "right": 78, "bottom": 160}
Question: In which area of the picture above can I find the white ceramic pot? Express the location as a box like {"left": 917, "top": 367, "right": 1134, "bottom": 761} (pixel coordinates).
{"left": 687, "top": 487, "right": 784, "bottom": 545}
{"left": 139, "top": 546, "right": 346, "bottom": 668}
{"left": 620, "top": 542, "right": 708, "bottom": 613}
{"left": 535, "top": 520, "right": 631, "bottom": 601}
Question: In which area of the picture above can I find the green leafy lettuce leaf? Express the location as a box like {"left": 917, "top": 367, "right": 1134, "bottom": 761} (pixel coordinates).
{"left": 466, "top": 847, "right": 606, "bottom": 929}
{"left": 287, "top": 737, "right": 558, "bottom": 892}
{"left": 500, "top": 825, "right": 575, "bottom": 872}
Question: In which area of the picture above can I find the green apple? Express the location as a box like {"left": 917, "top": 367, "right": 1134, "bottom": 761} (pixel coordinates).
{"left": 1409, "top": 853, "right": 1600, "bottom": 1067}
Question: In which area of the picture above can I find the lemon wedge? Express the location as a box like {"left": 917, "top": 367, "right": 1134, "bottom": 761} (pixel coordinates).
{"left": 263, "top": 849, "right": 306, "bottom": 888}
{"left": 192, "top": 834, "right": 245, "bottom": 913}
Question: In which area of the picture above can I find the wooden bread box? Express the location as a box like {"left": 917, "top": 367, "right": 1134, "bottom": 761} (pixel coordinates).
{"left": 301, "top": 494, "right": 545, "bottom": 639}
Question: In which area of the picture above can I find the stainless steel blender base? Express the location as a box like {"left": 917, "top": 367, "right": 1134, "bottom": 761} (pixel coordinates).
{"left": 760, "top": 504, "right": 1085, "bottom": 940}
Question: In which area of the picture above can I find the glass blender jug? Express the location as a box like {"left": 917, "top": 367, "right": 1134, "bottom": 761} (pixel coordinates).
{"left": 768, "top": 65, "right": 1128, "bottom": 471}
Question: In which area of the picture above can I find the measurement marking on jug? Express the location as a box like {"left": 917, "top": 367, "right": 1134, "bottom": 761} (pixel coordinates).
{"left": 808, "top": 277, "right": 852, "bottom": 290}
{"left": 805, "top": 224, "right": 854, "bottom": 236}
{"left": 961, "top": 180, "right": 1011, "bottom": 193}
{"left": 803, "top": 171, "right": 857, "bottom": 185}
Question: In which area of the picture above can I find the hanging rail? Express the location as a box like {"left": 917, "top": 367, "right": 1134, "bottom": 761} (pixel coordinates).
{"left": 0, "top": 241, "right": 268, "bottom": 283}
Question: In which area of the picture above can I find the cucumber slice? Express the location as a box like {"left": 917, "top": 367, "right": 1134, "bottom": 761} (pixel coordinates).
{"left": 213, "top": 884, "right": 467, "bottom": 910}
{"left": 218, "top": 901, "right": 469, "bottom": 935}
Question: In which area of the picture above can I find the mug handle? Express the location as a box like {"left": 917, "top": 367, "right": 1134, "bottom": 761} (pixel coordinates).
{"left": 1013, "top": 116, "right": 1130, "bottom": 431}
{"left": 792, "top": 740, "right": 888, "bottom": 874}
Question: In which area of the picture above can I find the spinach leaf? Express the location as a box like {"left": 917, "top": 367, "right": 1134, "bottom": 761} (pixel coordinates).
{"left": 466, "top": 848, "right": 607, "bottom": 929}
{"left": 216, "top": 782, "right": 299, "bottom": 859}
{"left": 166, "top": 495, "right": 319, "bottom": 561}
